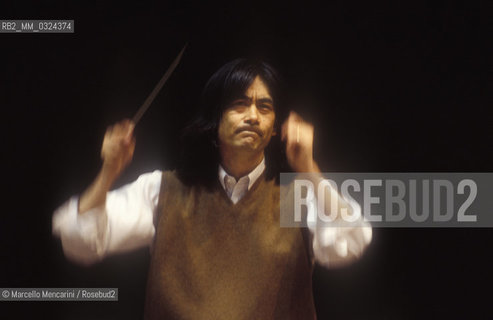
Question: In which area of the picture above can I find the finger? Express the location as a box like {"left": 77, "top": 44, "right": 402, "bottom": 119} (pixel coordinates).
{"left": 288, "top": 115, "right": 299, "bottom": 145}
{"left": 125, "top": 121, "right": 135, "bottom": 143}
{"left": 282, "top": 111, "right": 297, "bottom": 142}
{"left": 124, "top": 138, "right": 136, "bottom": 165}
{"left": 122, "top": 119, "right": 133, "bottom": 131}
{"left": 129, "top": 138, "right": 136, "bottom": 155}
{"left": 114, "top": 119, "right": 131, "bottom": 136}
{"left": 296, "top": 122, "right": 300, "bottom": 143}
{"left": 124, "top": 128, "right": 135, "bottom": 146}
{"left": 289, "top": 111, "right": 303, "bottom": 122}
{"left": 128, "top": 120, "right": 135, "bottom": 133}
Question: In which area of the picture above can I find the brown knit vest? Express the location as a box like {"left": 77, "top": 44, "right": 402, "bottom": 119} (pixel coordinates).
{"left": 143, "top": 171, "right": 316, "bottom": 319}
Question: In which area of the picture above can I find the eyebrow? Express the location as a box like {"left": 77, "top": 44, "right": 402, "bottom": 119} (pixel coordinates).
{"left": 235, "top": 95, "right": 274, "bottom": 105}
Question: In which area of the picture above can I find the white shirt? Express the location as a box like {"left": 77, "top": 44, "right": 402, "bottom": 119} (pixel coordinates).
{"left": 219, "top": 158, "right": 266, "bottom": 204}
{"left": 52, "top": 161, "right": 372, "bottom": 267}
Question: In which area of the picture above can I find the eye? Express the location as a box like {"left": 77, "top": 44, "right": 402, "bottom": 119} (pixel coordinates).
{"left": 258, "top": 103, "right": 274, "bottom": 112}
{"left": 230, "top": 99, "right": 249, "bottom": 108}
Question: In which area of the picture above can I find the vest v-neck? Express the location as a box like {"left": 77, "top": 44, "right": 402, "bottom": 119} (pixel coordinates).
{"left": 218, "top": 158, "right": 266, "bottom": 205}
{"left": 216, "top": 172, "right": 266, "bottom": 207}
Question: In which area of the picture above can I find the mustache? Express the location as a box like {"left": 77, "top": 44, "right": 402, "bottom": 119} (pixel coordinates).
{"left": 235, "top": 125, "right": 263, "bottom": 137}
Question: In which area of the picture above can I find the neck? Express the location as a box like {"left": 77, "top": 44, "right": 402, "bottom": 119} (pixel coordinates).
{"left": 220, "top": 148, "right": 264, "bottom": 180}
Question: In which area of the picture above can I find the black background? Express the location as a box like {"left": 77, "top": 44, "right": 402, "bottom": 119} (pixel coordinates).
{"left": 0, "top": 1, "right": 491, "bottom": 319}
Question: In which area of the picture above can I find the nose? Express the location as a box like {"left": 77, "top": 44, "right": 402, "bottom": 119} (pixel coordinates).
{"left": 244, "top": 103, "right": 260, "bottom": 125}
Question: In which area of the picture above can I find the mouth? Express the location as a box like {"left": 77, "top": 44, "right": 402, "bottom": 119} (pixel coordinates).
{"left": 236, "top": 127, "right": 263, "bottom": 137}
{"left": 240, "top": 130, "right": 259, "bottom": 137}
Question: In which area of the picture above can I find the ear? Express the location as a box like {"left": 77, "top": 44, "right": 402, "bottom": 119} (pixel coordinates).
{"left": 271, "top": 130, "right": 277, "bottom": 136}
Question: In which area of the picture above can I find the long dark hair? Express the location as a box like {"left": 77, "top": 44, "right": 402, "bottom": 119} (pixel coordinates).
{"left": 177, "top": 58, "right": 289, "bottom": 188}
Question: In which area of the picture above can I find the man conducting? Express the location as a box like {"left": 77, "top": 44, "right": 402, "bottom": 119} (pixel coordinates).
{"left": 53, "top": 59, "right": 372, "bottom": 319}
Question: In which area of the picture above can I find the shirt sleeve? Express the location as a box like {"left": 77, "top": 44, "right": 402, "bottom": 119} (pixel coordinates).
{"left": 306, "top": 185, "right": 372, "bottom": 268}
{"left": 52, "top": 170, "right": 162, "bottom": 266}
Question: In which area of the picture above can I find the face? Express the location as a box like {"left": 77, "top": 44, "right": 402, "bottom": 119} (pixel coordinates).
{"left": 218, "top": 76, "right": 276, "bottom": 155}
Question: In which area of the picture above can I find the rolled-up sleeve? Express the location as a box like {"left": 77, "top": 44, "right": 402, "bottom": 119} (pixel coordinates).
{"left": 52, "top": 170, "right": 162, "bottom": 266}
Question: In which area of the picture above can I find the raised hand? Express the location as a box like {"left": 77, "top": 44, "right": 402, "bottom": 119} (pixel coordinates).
{"left": 101, "top": 119, "right": 136, "bottom": 179}
{"left": 281, "top": 111, "right": 319, "bottom": 172}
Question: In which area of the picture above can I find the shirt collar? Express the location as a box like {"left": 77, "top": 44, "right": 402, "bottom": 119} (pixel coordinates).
{"left": 218, "top": 158, "right": 266, "bottom": 191}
